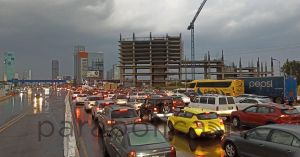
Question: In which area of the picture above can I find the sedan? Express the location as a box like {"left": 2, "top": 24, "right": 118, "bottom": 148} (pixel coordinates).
{"left": 103, "top": 123, "right": 176, "bottom": 157}
{"left": 231, "top": 103, "right": 300, "bottom": 128}
{"left": 222, "top": 124, "right": 300, "bottom": 157}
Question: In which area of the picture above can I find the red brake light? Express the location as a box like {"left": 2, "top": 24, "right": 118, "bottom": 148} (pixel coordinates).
{"left": 172, "top": 106, "right": 175, "bottom": 110}
{"left": 280, "top": 115, "right": 288, "bottom": 118}
{"left": 170, "top": 146, "right": 176, "bottom": 157}
{"left": 107, "top": 120, "right": 115, "bottom": 125}
{"left": 128, "top": 150, "right": 136, "bottom": 157}
{"left": 134, "top": 118, "right": 142, "bottom": 123}
{"left": 220, "top": 119, "right": 224, "bottom": 125}
{"left": 154, "top": 107, "right": 158, "bottom": 112}
{"left": 195, "top": 121, "right": 203, "bottom": 128}
{"left": 119, "top": 109, "right": 128, "bottom": 112}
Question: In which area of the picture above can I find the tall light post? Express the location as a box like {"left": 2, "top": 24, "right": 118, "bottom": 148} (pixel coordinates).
{"left": 272, "top": 58, "right": 281, "bottom": 76}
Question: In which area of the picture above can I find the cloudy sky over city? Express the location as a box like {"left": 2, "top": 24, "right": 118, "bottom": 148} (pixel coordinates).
{"left": 0, "top": 0, "right": 300, "bottom": 79}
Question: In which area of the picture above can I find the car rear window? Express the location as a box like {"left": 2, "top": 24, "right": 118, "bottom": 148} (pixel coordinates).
{"left": 282, "top": 109, "right": 299, "bottom": 115}
{"left": 196, "top": 112, "right": 218, "bottom": 120}
{"left": 78, "top": 94, "right": 87, "bottom": 97}
{"left": 128, "top": 130, "right": 166, "bottom": 146}
{"left": 89, "top": 97, "right": 103, "bottom": 101}
{"left": 111, "top": 109, "right": 137, "bottom": 118}
{"left": 117, "top": 95, "right": 127, "bottom": 99}
{"left": 73, "top": 92, "right": 80, "bottom": 94}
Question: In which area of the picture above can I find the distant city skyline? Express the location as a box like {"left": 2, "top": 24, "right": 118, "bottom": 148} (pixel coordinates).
{"left": 0, "top": 0, "right": 299, "bottom": 79}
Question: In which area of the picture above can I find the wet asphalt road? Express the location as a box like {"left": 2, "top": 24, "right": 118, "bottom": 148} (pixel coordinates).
{"left": 0, "top": 89, "right": 66, "bottom": 157}
{"left": 72, "top": 103, "right": 244, "bottom": 157}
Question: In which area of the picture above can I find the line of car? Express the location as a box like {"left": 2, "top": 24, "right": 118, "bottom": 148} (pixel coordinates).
{"left": 72, "top": 90, "right": 300, "bottom": 157}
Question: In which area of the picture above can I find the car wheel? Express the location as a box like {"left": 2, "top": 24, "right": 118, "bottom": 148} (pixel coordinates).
{"left": 189, "top": 129, "right": 197, "bottom": 139}
{"left": 168, "top": 121, "right": 175, "bottom": 132}
{"left": 232, "top": 117, "right": 240, "bottom": 128}
{"left": 225, "top": 142, "right": 238, "bottom": 157}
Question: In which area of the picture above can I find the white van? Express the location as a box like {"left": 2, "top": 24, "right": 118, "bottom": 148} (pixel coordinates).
{"left": 189, "top": 94, "right": 237, "bottom": 117}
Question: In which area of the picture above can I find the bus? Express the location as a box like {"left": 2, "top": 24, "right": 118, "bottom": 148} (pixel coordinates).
{"left": 189, "top": 79, "right": 244, "bottom": 97}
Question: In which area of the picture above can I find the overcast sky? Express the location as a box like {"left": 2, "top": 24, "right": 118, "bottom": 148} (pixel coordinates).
{"left": 0, "top": 0, "right": 300, "bottom": 79}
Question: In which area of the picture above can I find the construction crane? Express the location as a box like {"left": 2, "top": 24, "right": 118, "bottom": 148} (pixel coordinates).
{"left": 188, "top": 0, "right": 207, "bottom": 80}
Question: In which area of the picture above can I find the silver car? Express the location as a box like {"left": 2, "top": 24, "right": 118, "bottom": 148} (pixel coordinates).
{"left": 103, "top": 123, "right": 176, "bottom": 157}
{"left": 222, "top": 124, "right": 300, "bottom": 157}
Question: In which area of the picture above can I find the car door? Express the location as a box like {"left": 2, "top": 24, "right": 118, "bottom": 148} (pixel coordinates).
{"left": 255, "top": 106, "right": 276, "bottom": 125}
{"left": 238, "top": 128, "right": 271, "bottom": 157}
{"left": 263, "top": 130, "right": 300, "bottom": 157}
{"left": 106, "top": 128, "right": 123, "bottom": 157}
{"left": 173, "top": 111, "right": 186, "bottom": 132}
{"left": 240, "top": 106, "right": 258, "bottom": 126}
{"left": 180, "top": 111, "right": 194, "bottom": 133}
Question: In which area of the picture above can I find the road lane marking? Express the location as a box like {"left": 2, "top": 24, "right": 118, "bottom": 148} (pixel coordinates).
{"left": 0, "top": 112, "right": 27, "bottom": 133}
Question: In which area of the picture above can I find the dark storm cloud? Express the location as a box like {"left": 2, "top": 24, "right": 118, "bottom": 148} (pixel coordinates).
{"left": 0, "top": 0, "right": 299, "bottom": 78}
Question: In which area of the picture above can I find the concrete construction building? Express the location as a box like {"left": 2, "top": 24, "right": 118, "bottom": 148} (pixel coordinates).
{"left": 119, "top": 33, "right": 183, "bottom": 87}
{"left": 74, "top": 45, "right": 104, "bottom": 85}
{"left": 52, "top": 60, "right": 59, "bottom": 79}
{"left": 3, "top": 52, "right": 16, "bottom": 81}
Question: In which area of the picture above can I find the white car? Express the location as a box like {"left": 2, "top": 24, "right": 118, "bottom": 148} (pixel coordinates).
{"left": 84, "top": 95, "right": 104, "bottom": 111}
{"left": 172, "top": 93, "right": 191, "bottom": 105}
{"left": 75, "top": 94, "right": 87, "bottom": 105}
{"left": 234, "top": 94, "right": 259, "bottom": 103}
{"left": 235, "top": 97, "right": 272, "bottom": 110}
{"left": 129, "top": 92, "right": 147, "bottom": 99}
{"left": 189, "top": 94, "right": 237, "bottom": 118}
{"left": 106, "top": 94, "right": 115, "bottom": 100}
{"left": 91, "top": 100, "right": 115, "bottom": 121}
{"left": 127, "top": 98, "right": 145, "bottom": 114}
{"left": 113, "top": 94, "right": 128, "bottom": 105}
{"left": 72, "top": 91, "right": 80, "bottom": 99}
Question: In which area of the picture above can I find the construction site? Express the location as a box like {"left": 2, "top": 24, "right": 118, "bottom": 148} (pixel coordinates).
{"left": 118, "top": 33, "right": 275, "bottom": 87}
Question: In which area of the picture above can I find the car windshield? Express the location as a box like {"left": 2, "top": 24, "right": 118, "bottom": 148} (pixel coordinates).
{"left": 128, "top": 130, "right": 166, "bottom": 146}
{"left": 282, "top": 109, "right": 299, "bottom": 115}
{"left": 197, "top": 112, "right": 218, "bottom": 120}
{"left": 259, "top": 99, "right": 271, "bottom": 103}
{"left": 111, "top": 109, "right": 137, "bottom": 118}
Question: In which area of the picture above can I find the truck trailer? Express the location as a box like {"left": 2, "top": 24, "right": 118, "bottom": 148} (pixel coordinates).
{"left": 240, "top": 76, "right": 297, "bottom": 103}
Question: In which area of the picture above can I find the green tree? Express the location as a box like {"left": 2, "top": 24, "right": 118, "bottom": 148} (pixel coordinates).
{"left": 281, "top": 60, "right": 300, "bottom": 84}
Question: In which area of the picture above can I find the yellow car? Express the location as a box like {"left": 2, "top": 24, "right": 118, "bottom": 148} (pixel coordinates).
{"left": 167, "top": 107, "right": 225, "bottom": 139}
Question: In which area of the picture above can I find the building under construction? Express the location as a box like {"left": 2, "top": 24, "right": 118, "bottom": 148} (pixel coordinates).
{"left": 119, "top": 33, "right": 275, "bottom": 87}
{"left": 119, "top": 33, "right": 183, "bottom": 87}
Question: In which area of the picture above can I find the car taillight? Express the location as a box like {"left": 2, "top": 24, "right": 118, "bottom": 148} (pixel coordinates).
{"left": 280, "top": 114, "right": 288, "bottom": 118}
{"left": 195, "top": 121, "right": 203, "bottom": 128}
{"left": 220, "top": 119, "right": 224, "bottom": 125}
{"left": 172, "top": 106, "right": 175, "bottom": 110}
{"left": 107, "top": 120, "right": 116, "bottom": 125}
{"left": 170, "top": 146, "right": 176, "bottom": 157}
{"left": 134, "top": 118, "right": 142, "bottom": 123}
{"left": 128, "top": 150, "right": 136, "bottom": 157}
{"left": 154, "top": 107, "right": 158, "bottom": 112}
{"left": 173, "top": 101, "right": 176, "bottom": 104}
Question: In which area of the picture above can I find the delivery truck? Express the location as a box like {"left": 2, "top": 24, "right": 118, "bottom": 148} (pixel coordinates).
{"left": 240, "top": 76, "right": 297, "bottom": 103}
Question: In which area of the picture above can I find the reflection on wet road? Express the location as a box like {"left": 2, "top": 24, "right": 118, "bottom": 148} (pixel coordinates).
{"left": 72, "top": 104, "right": 246, "bottom": 157}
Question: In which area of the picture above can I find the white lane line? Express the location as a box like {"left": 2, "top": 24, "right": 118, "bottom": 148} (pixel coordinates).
{"left": 64, "top": 92, "right": 80, "bottom": 157}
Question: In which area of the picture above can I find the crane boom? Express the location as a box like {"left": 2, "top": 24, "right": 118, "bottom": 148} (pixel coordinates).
{"left": 187, "top": 0, "right": 207, "bottom": 80}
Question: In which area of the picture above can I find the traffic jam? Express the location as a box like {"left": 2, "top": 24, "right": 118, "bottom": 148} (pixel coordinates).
{"left": 71, "top": 78, "right": 300, "bottom": 157}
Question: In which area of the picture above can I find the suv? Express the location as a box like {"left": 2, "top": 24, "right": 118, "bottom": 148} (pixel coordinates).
{"left": 140, "top": 96, "right": 185, "bottom": 121}
{"left": 97, "top": 105, "right": 141, "bottom": 132}
{"left": 189, "top": 95, "right": 237, "bottom": 119}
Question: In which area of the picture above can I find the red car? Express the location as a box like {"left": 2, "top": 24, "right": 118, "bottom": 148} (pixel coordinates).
{"left": 231, "top": 103, "right": 300, "bottom": 128}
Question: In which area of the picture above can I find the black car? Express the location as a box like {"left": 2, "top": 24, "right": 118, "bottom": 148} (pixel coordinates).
{"left": 140, "top": 96, "right": 181, "bottom": 122}
{"left": 103, "top": 123, "right": 176, "bottom": 157}
{"left": 221, "top": 124, "right": 300, "bottom": 157}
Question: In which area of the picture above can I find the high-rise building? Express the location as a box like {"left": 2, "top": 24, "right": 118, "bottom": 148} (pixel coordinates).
{"left": 52, "top": 60, "right": 59, "bottom": 79}
{"left": 3, "top": 52, "right": 16, "bottom": 81}
{"left": 74, "top": 45, "right": 104, "bottom": 85}
{"left": 113, "top": 64, "right": 120, "bottom": 80}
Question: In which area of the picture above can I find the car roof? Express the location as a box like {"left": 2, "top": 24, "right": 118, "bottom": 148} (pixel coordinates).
{"left": 115, "top": 123, "right": 156, "bottom": 133}
{"left": 183, "top": 107, "right": 215, "bottom": 114}
{"left": 258, "top": 103, "right": 296, "bottom": 109}
{"left": 258, "top": 124, "right": 300, "bottom": 137}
